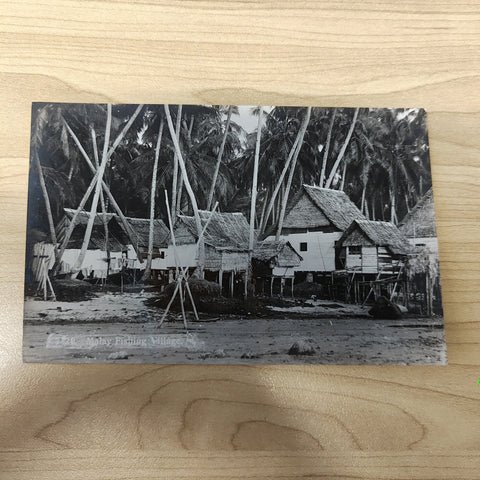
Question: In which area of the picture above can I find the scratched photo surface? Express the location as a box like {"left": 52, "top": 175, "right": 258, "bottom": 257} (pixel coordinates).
{"left": 23, "top": 103, "right": 447, "bottom": 364}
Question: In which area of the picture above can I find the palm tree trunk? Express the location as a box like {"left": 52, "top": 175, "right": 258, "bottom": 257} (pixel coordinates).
{"left": 33, "top": 150, "right": 58, "bottom": 259}
{"left": 319, "top": 108, "right": 336, "bottom": 187}
{"left": 91, "top": 125, "right": 110, "bottom": 278}
{"left": 145, "top": 118, "right": 164, "bottom": 280}
{"left": 325, "top": 108, "right": 359, "bottom": 189}
{"left": 276, "top": 107, "right": 312, "bottom": 241}
{"left": 176, "top": 176, "right": 184, "bottom": 214}
{"left": 390, "top": 190, "right": 397, "bottom": 224}
{"left": 340, "top": 160, "right": 347, "bottom": 191}
{"left": 62, "top": 108, "right": 144, "bottom": 261}
{"left": 53, "top": 168, "right": 101, "bottom": 274}
{"left": 260, "top": 110, "right": 311, "bottom": 233}
{"left": 73, "top": 104, "right": 112, "bottom": 274}
{"left": 171, "top": 105, "right": 182, "bottom": 220}
{"left": 246, "top": 107, "right": 263, "bottom": 296}
{"left": 207, "top": 106, "right": 233, "bottom": 211}
{"left": 164, "top": 105, "right": 205, "bottom": 277}
{"left": 405, "top": 192, "right": 410, "bottom": 213}
{"left": 258, "top": 191, "right": 267, "bottom": 233}
{"left": 360, "top": 183, "right": 366, "bottom": 214}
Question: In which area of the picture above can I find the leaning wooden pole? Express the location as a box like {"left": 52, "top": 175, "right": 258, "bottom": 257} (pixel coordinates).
{"left": 164, "top": 104, "right": 205, "bottom": 277}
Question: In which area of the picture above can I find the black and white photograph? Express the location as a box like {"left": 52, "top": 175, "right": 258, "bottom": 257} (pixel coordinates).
{"left": 23, "top": 103, "right": 446, "bottom": 364}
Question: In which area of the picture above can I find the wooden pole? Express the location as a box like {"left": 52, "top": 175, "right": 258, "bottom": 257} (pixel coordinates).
{"left": 163, "top": 190, "right": 188, "bottom": 330}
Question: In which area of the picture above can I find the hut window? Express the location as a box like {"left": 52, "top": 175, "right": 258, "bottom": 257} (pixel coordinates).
{"left": 300, "top": 242, "right": 308, "bottom": 252}
{"left": 349, "top": 246, "right": 361, "bottom": 255}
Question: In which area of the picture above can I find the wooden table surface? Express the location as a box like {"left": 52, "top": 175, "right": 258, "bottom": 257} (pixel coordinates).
{"left": 1, "top": 1, "right": 480, "bottom": 478}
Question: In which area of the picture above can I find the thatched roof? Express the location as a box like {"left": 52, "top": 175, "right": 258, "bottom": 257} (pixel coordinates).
{"left": 253, "top": 240, "right": 302, "bottom": 267}
{"left": 58, "top": 209, "right": 128, "bottom": 251}
{"left": 340, "top": 220, "right": 411, "bottom": 255}
{"left": 398, "top": 188, "right": 437, "bottom": 238}
{"left": 282, "top": 185, "right": 365, "bottom": 231}
{"left": 63, "top": 208, "right": 115, "bottom": 225}
{"left": 123, "top": 216, "right": 170, "bottom": 249}
{"left": 59, "top": 209, "right": 169, "bottom": 250}
{"left": 177, "top": 210, "right": 250, "bottom": 250}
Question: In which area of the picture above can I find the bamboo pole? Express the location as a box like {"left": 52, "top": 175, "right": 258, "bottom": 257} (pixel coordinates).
{"left": 164, "top": 104, "right": 205, "bottom": 276}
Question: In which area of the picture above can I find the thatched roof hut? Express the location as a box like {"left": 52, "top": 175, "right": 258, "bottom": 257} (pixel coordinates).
{"left": 57, "top": 208, "right": 128, "bottom": 251}
{"left": 398, "top": 188, "right": 437, "bottom": 238}
{"left": 176, "top": 210, "right": 250, "bottom": 250}
{"left": 253, "top": 240, "right": 302, "bottom": 268}
{"left": 340, "top": 220, "right": 411, "bottom": 256}
{"left": 281, "top": 185, "right": 365, "bottom": 232}
{"left": 123, "top": 216, "right": 170, "bottom": 250}
{"left": 57, "top": 209, "right": 170, "bottom": 252}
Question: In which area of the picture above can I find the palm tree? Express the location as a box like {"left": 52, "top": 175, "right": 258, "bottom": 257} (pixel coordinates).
{"left": 30, "top": 106, "right": 61, "bottom": 260}
{"left": 206, "top": 105, "right": 234, "bottom": 210}
{"left": 171, "top": 105, "right": 182, "bottom": 219}
{"left": 324, "top": 108, "right": 359, "bottom": 189}
{"left": 61, "top": 104, "right": 145, "bottom": 263}
{"left": 73, "top": 104, "right": 113, "bottom": 273}
{"left": 246, "top": 106, "right": 264, "bottom": 296}
{"left": 145, "top": 115, "right": 165, "bottom": 279}
{"left": 164, "top": 104, "right": 205, "bottom": 276}
{"left": 275, "top": 107, "right": 312, "bottom": 240}
{"left": 261, "top": 107, "right": 311, "bottom": 234}
{"left": 319, "top": 107, "right": 336, "bottom": 187}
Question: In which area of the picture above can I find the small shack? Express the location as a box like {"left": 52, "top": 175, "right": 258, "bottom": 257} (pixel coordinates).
{"left": 398, "top": 188, "right": 438, "bottom": 254}
{"left": 336, "top": 220, "right": 411, "bottom": 304}
{"left": 171, "top": 210, "right": 250, "bottom": 296}
{"left": 337, "top": 220, "right": 410, "bottom": 274}
{"left": 398, "top": 189, "right": 442, "bottom": 315}
{"left": 253, "top": 240, "right": 302, "bottom": 296}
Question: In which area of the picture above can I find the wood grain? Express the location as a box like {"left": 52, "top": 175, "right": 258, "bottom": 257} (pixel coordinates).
{"left": 1, "top": 0, "right": 480, "bottom": 478}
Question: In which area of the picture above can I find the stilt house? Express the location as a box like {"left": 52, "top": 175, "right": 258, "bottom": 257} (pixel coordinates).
{"left": 252, "top": 240, "right": 302, "bottom": 296}
{"left": 120, "top": 216, "right": 170, "bottom": 275}
{"left": 55, "top": 209, "right": 170, "bottom": 279}
{"left": 55, "top": 208, "right": 130, "bottom": 278}
{"left": 337, "top": 220, "right": 411, "bottom": 274}
{"left": 398, "top": 188, "right": 439, "bottom": 254}
{"left": 266, "top": 185, "right": 366, "bottom": 274}
{"left": 170, "top": 210, "right": 250, "bottom": 296}
{"left": 398, "top": 189, "right": 442, "bottom": 315}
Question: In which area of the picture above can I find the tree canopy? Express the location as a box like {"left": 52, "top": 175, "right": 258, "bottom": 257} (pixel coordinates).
{"left": 28, "top": 104, "right": 431, "bottom": 240}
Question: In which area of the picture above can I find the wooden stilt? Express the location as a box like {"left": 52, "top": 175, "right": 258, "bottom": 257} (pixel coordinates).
{"left": 291, "top": 277, "right": 294, "bottom": 297}
{"left": 280, "top": 278, "right": 284, "bottom": 297}
{"left": 230, "top": 271, "right": 234, "bottom": 297}
{"left": 46, "top": 271, "right": 56, "bottom": 301}
{"left": 270, "top": 276, "right": 273, "bottom": 297}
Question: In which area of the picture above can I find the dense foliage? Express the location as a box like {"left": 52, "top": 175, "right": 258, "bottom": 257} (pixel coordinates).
{"left": 28, "top": 104, "right": 431, "bottom": 237}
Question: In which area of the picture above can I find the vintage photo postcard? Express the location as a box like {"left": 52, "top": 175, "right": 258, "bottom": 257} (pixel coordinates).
{"left": 23, "top": 103, "right": 447, "bottom": 364}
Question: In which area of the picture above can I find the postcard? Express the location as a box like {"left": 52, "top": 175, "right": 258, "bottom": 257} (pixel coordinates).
{"left": 23, "top": 103, "right": 446, "bottom": 364}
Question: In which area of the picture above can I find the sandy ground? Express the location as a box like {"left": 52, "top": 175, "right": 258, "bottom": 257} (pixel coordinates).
{"left": 23, "top": 292, "right": 447, "bottom": 365}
